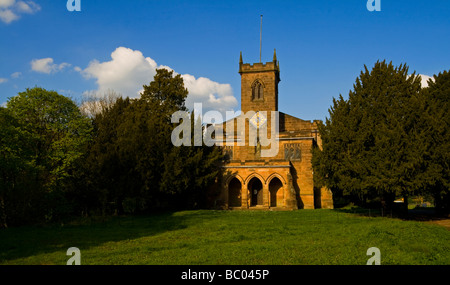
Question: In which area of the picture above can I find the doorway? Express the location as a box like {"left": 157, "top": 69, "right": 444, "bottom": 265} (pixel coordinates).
{"left": 269, "top": 177, "right": 284, "bottom": 207}
{"left": 228, "top": 177, "right": 242, "bottom": 207}
{"left": 248, "top": 177, "right": 263, "bottom": 206}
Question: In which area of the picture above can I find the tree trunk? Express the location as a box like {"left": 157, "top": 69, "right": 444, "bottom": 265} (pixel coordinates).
{"left": 402, "top": 194, "right": 409, "bottom": 217}
{"left": 381, "top": 192, "right": 395, "bottom": 218}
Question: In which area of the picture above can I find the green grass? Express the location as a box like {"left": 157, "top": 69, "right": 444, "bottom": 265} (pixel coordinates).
{"left": 0, "top": 210, "right": 449, "bottom": 265}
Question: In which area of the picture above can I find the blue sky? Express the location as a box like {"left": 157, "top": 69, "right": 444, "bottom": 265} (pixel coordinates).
{"left": 0, "top": 0, "right": 449, "bottom": 121}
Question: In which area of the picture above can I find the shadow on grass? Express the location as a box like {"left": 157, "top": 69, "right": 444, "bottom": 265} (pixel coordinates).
{"left": 334, "top": 205, "right": 449, "bottom": 222}
{"left": 333, "top": 206, "right": 384, "bottom": 218}
{"left": 403, "top": 208, "right": 450, "bottom": 230}
{"left": 0, "top": 211, "right": 199, "bottom": 263}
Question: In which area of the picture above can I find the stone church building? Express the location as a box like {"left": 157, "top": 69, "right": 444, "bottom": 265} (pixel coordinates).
{"left": 213, "top": 50, "right": 333, "bottom": 210}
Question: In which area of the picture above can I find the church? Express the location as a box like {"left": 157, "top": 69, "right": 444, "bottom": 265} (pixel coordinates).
{"left": 212, "top": 50, "right": 334, "bottom": 210}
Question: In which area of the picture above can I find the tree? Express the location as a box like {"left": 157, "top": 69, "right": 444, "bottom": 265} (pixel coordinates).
{"left": 7, "top": 87, "right": 92, "bottom": 189}
{"left": 421, "top": 70, "right": 450, "bottom": 214}
{"left": 79, "top": 89, "right": 122, "bottom": 118}
{"left": 140, "top": 68, "right": 188, "bottom": 114}
{"left": 5, "top": 87, "right": 92, "bottom": 223}
{"left": 313, "top": 61, "right": 426, "bottom": 211}
{"left": 84, "top": 68, "right": 222, "bottom": 213}
{"left": 0, "top": 107, "right": 37, "bottom": 227}
{"left": 85, "top": 96, "right": 133, "bottom": 215}
{"left": 160, "top": 113, "right": 224, "bottom": 209}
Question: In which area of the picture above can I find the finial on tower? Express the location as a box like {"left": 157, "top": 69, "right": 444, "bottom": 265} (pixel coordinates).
{"left": 273, "top": 48, "right": 277, "bottom": 62}
{"left": 240, "top": 51, "right": 243, "bottom": 65}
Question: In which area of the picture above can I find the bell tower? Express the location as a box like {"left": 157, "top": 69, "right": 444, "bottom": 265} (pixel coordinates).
{"left": 239, "top": 49, "right": 280, "bottom": 114}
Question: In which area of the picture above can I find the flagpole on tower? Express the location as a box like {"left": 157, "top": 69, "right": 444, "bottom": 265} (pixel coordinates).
{"left": 260, "top": 15, "right": 263, "bottom": 63}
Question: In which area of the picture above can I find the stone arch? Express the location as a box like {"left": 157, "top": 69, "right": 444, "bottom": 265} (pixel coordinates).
{"left": 228, "top": 177, "right": 242, "bottom": 208}
{"left": 225, "top": 174, "right": 245, "bottom": 187}
{"left": 251, "top": 78, "right": 266, "bottom": 87}
{"left": 247, "top": 176, "right": 264, "bottom": 206}
{"left": 251, "top": 79, "right": 265, "bottom": 101}
{"left": 269, "top": 177, "right": 284, "bottom": 207}
{"left": 266, "top": 173, "right": 287, "bottom": 186}
{"left": 244, "top": 173, "right": 266, "bottom": 186}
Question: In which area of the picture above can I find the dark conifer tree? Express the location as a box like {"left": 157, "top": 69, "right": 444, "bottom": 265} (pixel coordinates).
{"left": 314, "top": 61, "right": 426, "bottom": 211}
{"left": 85, "top": 68, "right": 223, "bottom": 213}
{"left": 421, "top": 70, "right": 450, "bottom": 214}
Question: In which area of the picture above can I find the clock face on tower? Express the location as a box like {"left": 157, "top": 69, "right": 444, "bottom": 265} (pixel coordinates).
{"left": 249, "top": 111, "right": 267, "bottom": 129}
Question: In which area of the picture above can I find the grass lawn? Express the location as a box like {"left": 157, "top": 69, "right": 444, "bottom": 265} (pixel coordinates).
{"left": 0, "top": 209, "right": 449, "bottom": 265}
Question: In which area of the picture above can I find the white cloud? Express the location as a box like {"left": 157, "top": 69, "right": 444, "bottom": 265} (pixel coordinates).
{"left": 16, "top": 0, "right": 39, "bottom": 13}
{"left": 409, "top": 74, "right": 435, "bottom": 88}
{"left": 31, "top": 58, "right": 71, "bottom": 74}
{"left": 79, "top": 47, "right": 238, "bottom": 112}
{"left": 0, "top": 0, "right": 15, "bottom": 8}
{"left": 0, "top": 0, "right": 40, "bottom": 24}
{"left": 0, "top": 77, "right": 8, "bottom": 84}
{"left": 10, "top": 71, "right": 21, "bottom": 78}
{"left": 418, "top": 74, "right": 434, "bottom": 88}
{"left": 0, "top": 8, "right": 17, "bottom": 23}
{"left": 81, "top": 47, "right": 158, "bottom": 98}
{"left": 182, "top": 74, "right": 237, "bottom": 113}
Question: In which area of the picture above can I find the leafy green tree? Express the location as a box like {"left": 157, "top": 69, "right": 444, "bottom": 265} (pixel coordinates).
{"left": 7, "top": 87, "right": 92, "bottom": 189}
{"left": 0, "top": 107, "right": 37, "bottom": 227}
{"left": 5, "top": 87, "right": 92, "bottom": 223}
{"left": 313, "top": 61, "right": 426, "bottom": 211}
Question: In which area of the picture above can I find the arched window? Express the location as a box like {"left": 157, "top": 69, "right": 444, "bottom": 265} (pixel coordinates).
{"left": 252, "top": 80, "right": 264, "bottom": 101}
